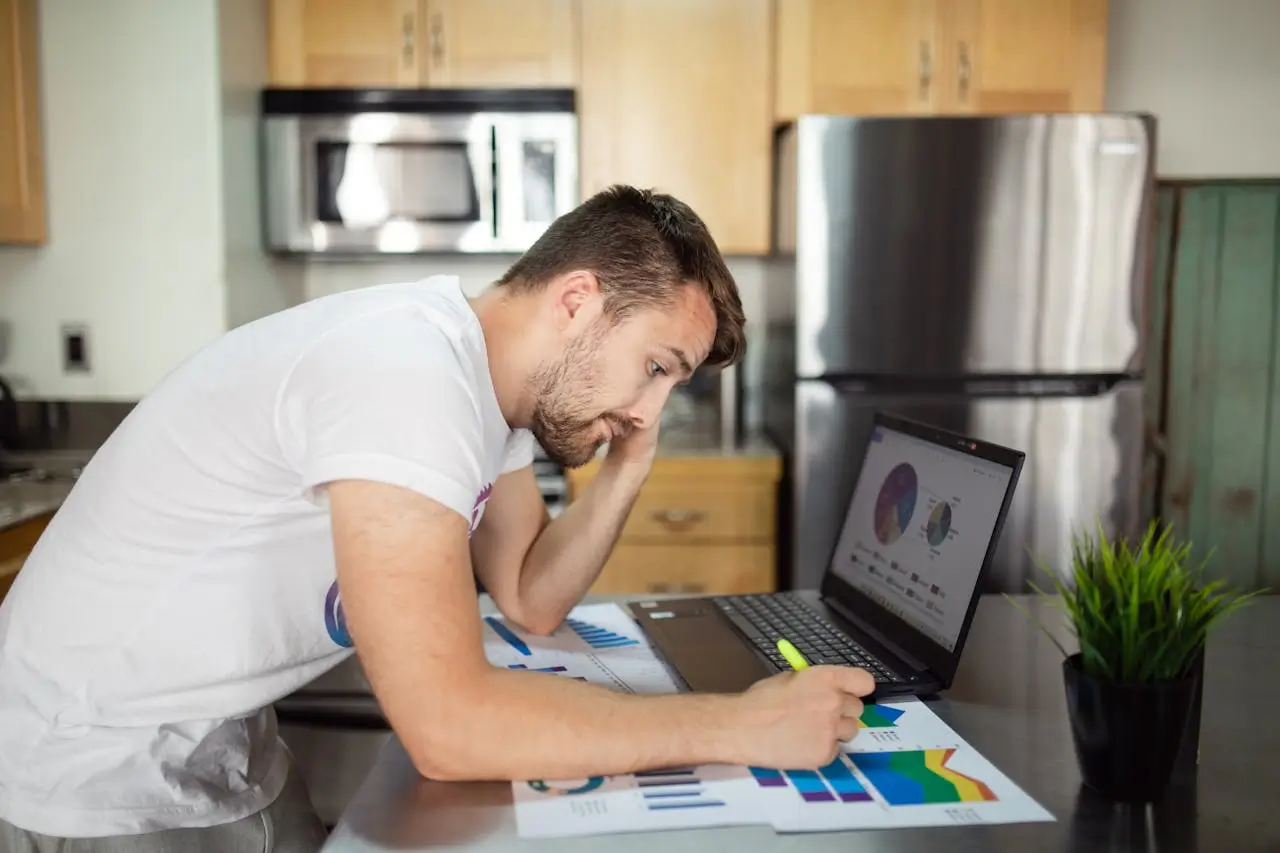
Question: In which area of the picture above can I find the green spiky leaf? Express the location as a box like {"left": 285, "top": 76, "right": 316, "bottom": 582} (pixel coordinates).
{"left": 1005, "top": 520, "right": 1265, "bottom": 684}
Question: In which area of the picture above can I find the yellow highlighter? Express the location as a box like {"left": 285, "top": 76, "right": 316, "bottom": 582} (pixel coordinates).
{"left": 776, "top": 638, "right": 810, "bottom": 671}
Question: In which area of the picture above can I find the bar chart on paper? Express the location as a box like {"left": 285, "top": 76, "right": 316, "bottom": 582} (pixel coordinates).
{"left": 485, "top": 616, "right": 531, "bottom": 656}
{"left": 567, "top": 617, "right": 640, "bottom": 649}
{"left": 634, "top": 768, "right": 726, "bottom": 811}
{"left": 749, "top": 759, "right": 872, "bottom": 803}
{"left": 507, "top": 664, "right": 589, "bottom": 682}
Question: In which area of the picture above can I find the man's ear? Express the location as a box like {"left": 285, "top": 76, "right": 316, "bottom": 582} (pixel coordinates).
{"left": 552, "top": 270, "right": 604, "bottom": 332}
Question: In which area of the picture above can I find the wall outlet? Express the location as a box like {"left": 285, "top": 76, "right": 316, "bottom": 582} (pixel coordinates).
{"left": 62, "top": 324, "right": 90, "bottom": 373}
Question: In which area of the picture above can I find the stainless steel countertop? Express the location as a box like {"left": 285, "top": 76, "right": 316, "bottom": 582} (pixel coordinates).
{"left": 0, "top": 453, "right": 86, "bottom": 532}
{"left": 320, "top": 593, "right": 1278, "bottom": 852}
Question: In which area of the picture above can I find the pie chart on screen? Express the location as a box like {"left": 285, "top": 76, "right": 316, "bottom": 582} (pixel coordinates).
{"left": 927, "top": 501, "right": 953, "bottom": 546}
{"left": 874, "top": 463, "right": 918, "bottom": 545}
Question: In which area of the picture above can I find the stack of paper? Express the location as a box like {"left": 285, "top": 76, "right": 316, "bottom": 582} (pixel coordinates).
{"left": 482, "top": 603, "right": 1053, "bottom": 839}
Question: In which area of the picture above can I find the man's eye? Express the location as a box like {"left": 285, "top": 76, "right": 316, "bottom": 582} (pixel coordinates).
{"left": 649, "top": 361, "right": 667, "bottom": 377}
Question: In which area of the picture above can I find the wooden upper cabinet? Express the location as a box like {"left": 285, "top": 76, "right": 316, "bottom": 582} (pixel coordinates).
{"left": 942, "top": 0, "right": 1108, "bottom": 113}
{"left": 0, "top": 0, "right": 46, "bottom": 245}
{"left": 580, "top": 0, "right": 772, "bottom": 256}
{"left": 269, "top": 0, "right": 422, "bottom": 87}
{"left": 422, "top": 0, "right": 577, "bottom": 88}
{"left": 268, "top": 0, "right": 578, "bottom": 89}
{"left": 775, "top": 0, "right": 1108, "bottom": 121}
{"left": 776, "top": 0, "right": 941, "bottom": 121}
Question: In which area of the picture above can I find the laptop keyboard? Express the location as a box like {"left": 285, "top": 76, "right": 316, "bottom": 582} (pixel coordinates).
{"left": 711, "top": 593, "right": 903, "bottom": 684}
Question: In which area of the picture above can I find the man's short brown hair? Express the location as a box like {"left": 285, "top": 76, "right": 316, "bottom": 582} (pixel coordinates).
{"left": 498, "top": 185, "right": 746, "bottom": 368}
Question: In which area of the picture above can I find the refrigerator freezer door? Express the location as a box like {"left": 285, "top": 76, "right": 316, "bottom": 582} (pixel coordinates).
{"left": 787, "top": 380, "right": 1146, "bottom": 593}
{"left": 782, "top": 114, "right": 1155, "bottom": 378}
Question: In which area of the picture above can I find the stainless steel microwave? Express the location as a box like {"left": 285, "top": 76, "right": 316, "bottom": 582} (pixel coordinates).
{"left": 260, "top": 88, "right": 578, "bottom": 255}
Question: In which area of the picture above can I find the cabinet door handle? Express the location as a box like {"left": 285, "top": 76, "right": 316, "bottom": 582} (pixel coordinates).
{"left": 957, "top": 41, "right": 971, "bottom": 101}
{"left": 649, "top": 509, "right": 707, "bottom": 530}
{"left": 401, "top": 13, "right": 414, "bottom": 67}
{"left": 429, "top": 12, "right": 444, "bottom": 68}
{"left": 918, "top": 40, "right": 932, "bottom": 99}
{"left": 647, "top": 582, "right": 706, "bottom": 594}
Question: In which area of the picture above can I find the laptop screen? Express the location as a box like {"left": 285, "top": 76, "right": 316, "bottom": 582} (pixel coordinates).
{"left": 827, "top": 420, "right": 1017, "bottom": 652}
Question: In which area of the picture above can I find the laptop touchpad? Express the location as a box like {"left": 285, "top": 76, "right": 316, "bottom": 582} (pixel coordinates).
{"left": 642, "top": 611, "right": 771, "bottom": 694}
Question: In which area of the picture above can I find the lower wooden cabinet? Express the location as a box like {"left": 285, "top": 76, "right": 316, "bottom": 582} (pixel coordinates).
{"left": 566, "top": 454, "right": 782, "bottom": 595}
{"left": 0, "top": 512, "right": 53, "bottom": 605}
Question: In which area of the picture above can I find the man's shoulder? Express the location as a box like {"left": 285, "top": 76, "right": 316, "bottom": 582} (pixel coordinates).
{"left": 300, "top": 276, "right": 484, "bottom": 362}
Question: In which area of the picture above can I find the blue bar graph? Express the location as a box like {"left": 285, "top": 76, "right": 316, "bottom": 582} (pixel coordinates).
{"left": 750, "top": 757, "right": 872, "bottom": 804}
{"left": 819, "top": 756, "right": 873, "bottom": 802}
{"left": 634, "top": 768, "right": 724, "bottom": 810}
{"left": 785, "top": 770, "right": 835, "bottom": 802}
{"left": 485, "top": 616, "right": 531, "bottom": 656}
{"left": 507, "top": 664, "right": 587, "bottom": 682}
{"left": 567, "top": 617, "right": 639, "bottom": 649}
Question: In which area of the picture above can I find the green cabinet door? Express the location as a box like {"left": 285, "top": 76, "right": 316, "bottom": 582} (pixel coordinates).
{"left": 1156, "top": 182, "right": 1280, "bottom": 592}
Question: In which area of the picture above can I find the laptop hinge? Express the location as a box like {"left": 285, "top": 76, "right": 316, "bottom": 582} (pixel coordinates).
{"left": 822, "top": 595, "right": 931, "bottom": 675}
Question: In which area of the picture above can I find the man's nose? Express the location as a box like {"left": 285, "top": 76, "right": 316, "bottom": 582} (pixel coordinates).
{"left": 626, "top": 385, "right": 671, "bottom": 430}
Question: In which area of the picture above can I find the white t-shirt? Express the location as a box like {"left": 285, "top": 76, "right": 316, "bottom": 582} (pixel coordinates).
{"left": 0, "top": 276, "right": 534, "bottom": 837}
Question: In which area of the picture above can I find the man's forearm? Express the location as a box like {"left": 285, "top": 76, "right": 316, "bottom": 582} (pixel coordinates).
{"left": 410, "top": 668, "right": 743, "bottom": 781}
{"left": 514, "top": 457, "right": 650, "bottom": 630}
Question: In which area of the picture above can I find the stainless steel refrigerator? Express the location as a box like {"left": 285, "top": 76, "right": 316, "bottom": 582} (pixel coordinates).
{"left": 763, "top": 113, "right": 1157, "bottom": 594}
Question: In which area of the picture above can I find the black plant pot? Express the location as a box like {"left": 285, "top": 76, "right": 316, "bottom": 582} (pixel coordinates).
{"left": 1062, "top": 652, "right": 1201, "bottom": 803}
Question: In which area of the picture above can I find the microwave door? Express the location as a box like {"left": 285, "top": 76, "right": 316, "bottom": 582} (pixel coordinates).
{"left": 493, "top": 114, "right": 579, "bottom": 251}
{"left": 300, "top": 114, "right": 498, "bottom": 254}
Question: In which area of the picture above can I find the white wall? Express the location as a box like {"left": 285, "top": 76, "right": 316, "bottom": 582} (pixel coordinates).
{"left": 219, "top": 0, "right": 303, "bottom": 328}
{"left": 1106, "top": 0, "right": 1280, "bottom": 177}
{"left": 0, "top": 0, "right": 228, "bottom": 400}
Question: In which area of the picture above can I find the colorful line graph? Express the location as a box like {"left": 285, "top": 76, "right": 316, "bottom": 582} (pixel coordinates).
{"left": 634, "top": 768, "right": 725, "bottom": 810}
{"left": 485, "top": 616, "right": 531, "bottom": 656}
{"left": 859, "top": 704, "right": 906, "bottom": 729}
{"left": 507, "top": 664, "right": 587, "bottom": 682}
{"left": 567, "top": 617, "right": 639, "bottom": 649}
{"left": 749, "top": 757, "right": 872, "bottom": 803}
{"left": 850, "top": 749, "right": 998, "bottom": 805}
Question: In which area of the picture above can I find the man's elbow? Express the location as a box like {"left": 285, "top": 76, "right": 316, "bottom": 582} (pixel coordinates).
{"left": 492, "top": 598, "right": 562, "bottom": 637}
{"left": 406, "top": 739, "right": 483, "bottom": 782}
{"left": 402, "top": 717, "right": 492, "bottom": 782}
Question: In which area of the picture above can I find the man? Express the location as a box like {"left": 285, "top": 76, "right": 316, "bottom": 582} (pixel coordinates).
{"left": 0, "top": 186, "right": 873, "bottom": 851}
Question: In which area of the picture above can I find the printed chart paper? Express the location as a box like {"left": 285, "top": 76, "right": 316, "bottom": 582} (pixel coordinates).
{"left": 513, "top": 763, "right": 769, "bottom": 839}
{"left": 482, "top": 602, "right": 680, "bottom": 695}
{"left": 751, "top": 698, "right": 1054, "bottom": 832}
{"left": 494, "top": 603, "right": 1053, "bottom": 838}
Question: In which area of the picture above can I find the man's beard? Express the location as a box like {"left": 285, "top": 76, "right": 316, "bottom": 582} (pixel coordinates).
{"left": 527, "top": 326, "right": 621, "bottom": 469}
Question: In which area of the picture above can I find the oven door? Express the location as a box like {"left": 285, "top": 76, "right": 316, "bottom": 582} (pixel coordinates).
{"left": 493, "top": 113, "right": 578, "bottom": 251}
{"left": 264, "top": 112, "right": 497, "bottom": 254}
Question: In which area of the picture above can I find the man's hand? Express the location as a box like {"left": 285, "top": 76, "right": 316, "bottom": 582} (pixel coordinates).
{"left": 729, "top": 666, "right": 877, "bottom": 769}
{"left": 605, "top": 418, "right": 661, "bottom": 469}
{"left": 473, "top": 441, "right": 653, "bottom": 635}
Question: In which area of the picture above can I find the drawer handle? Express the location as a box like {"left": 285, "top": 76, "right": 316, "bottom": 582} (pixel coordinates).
{"left": 647, "top": 582, "right": 705, "bottom": 594}
{"left": 649, "top": 508, "right": 707, "bottom": 530}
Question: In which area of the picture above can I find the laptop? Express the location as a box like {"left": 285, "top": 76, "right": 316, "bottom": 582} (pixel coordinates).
{"left": 627, "top": 411, "right": 1025, "bottom": 699}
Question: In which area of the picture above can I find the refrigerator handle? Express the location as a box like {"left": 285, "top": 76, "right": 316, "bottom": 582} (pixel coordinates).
{"left": 1144, "top": 422, "right": 1168, "bottom": 457}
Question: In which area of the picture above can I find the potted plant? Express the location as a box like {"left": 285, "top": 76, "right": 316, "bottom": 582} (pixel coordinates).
{"left": 1010, "top": 521, "right": 1261, "bottom": 803}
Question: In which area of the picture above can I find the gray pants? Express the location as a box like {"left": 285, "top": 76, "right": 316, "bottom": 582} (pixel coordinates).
{"left": 0, "top": 757, "right": 328, "bottom": 853}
